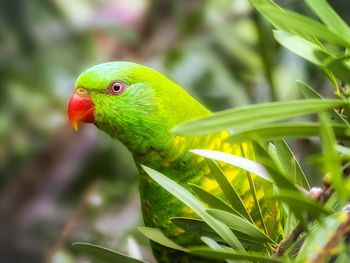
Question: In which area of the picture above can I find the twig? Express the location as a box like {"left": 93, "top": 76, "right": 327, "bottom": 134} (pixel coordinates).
{"left": 274, "top": 184, "right": 334, "bottom": 256}
{"left": 274, "top": 224, "right": 304, "bottom": 256}
{"left": 310, "top": 213, "right": 350, "bottom": 263}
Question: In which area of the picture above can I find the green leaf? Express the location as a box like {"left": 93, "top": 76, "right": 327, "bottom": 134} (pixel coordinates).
{"left": 268, "top": 143, "right": 284, "bottom": 173}
{"left": 191, "top": 150, "right": 271, "bottom": 183}
{"left": 269, "top": 190, "right": 331, "bottom": 223}
{"left": 240, "top": 145, "right": 268, "bottom": 235}
{"left": 323, "top": 69, "right": 339, "bottom": 92}
{"left": 173, "top": 99, "right": 348, "bottom": 135}
{"left": 267, "top": 165, "right": 303, "bottom": 193}
{"left": 189, "top": 184, "right": 240, "bottom": 215}
{"left": 323, "top": 56, "right": 350, "bottom": 84}
{"left": 226, "top": 122, "right": 350, "bottom": 141}
{"left": 304, "top": 0, "right": 350, "bottom": 40}
{"left": 141, "top": 165, "right": 246, "bottom": 251}
{"left": 201, "top": 236, "right": 225, "bottom": 250}
{"left": 320, "top": 114, "right": 348, "bottom": 202}
{"left": 200, "top": 237, "right": 236, "bottom": 263}
{"left": 274, "top": 31, "right": 350, "bottom": 83}
{"left": 272, "top": 31, "right": 329, "bottom": 66}
{"left": 171, "top": 217, "right": 269, "bottom": 249}
{"left": 171, "top": 217, "right": 223, "bottom": 241}
{"left": 273, "top": 139, "right": 310, "bottom": 189}
{"left": 297, "top": 80, "right": 349, "bottom": 125}
{"left": 73, "top": 243, "right": 148, "bottom": 263}
{"left": 137, "top": 227, "right": 187, "bottom": 252}
{"left": 206, "top": 209, "right": 276, "bottom": 244}
{"left": 188, "top": 246, "right": 283, "bottom": 263}
{"left": 193, "top": 148, "right": 303, "bottom": 194}
{"left": 249, "top": 0, "right": 350, "bottom": 47}
{"left": 298, "top": 80, "right": 323, "bottom": 99}
{"left": 335, "top": 145, "right": 350, "bottom": 156}
{"left": 207, "top": 161, "right": 253, "bottom": 222}
{"left": 324, "top": 54, "right": 350, "bottom": 67}
{"left": 251, "top": 142, "right": 303, "bottom": 194}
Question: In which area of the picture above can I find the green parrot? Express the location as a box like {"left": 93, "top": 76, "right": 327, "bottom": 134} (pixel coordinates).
{"left": 68, "top": 62, "right": 283, "bottom": 262}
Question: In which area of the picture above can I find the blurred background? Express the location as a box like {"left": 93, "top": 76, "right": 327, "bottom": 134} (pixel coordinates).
{"left": 1, "top": 0, "right": 349, "bottom": 262}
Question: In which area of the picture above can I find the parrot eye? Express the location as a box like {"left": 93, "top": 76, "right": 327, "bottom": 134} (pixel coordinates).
{"left": 108, "top": 81, "right": 126, "bottom": 95}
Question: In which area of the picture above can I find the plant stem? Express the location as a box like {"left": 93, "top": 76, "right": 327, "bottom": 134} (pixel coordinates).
{"left": 274, "top": 224, "right": 303, "bottom": 256}
{"left": 273, "top": 184, "right": 334, "bottom": 256}
{"left": 310, "top": 214, "right": 350, "bottom": 263}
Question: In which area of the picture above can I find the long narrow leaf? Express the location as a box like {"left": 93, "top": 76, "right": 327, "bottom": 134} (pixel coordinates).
{"left": 206, "top": 209, "right": 276, "bottom": 244}
{"left": 320, "top": 114, "right": 348, "bottom": 202}
{"left": 173, "top": 99, "right": 348, "bottom": 135}
{"left": 336, "top": 145, "right": 350, "bottom": 156}
{"left": 191, "top": 150, "right": 271, "bottom": 182}
{"left": 251, "top": 142, "right": 303, "bottom": 194}
{"left": 297, "top": 80, "right": 349, "bottom": 125}
{"left": 250, "top": 0, "right": 350, "bottom": 47}
{"left": 201, "top": 237, "right": 236, "bottom": 263}
{"left": 171, "top": 217, "right": 269, "bottom": 249}
{"left": 207, "top": 161, "right": 253, "bottom": 222}
{"left": 324, "top": 57, "right": 350, "bottom": 84}
{"left": 226, "top": 122, "right": 350, "bottom": 141}
{"left": 73, "top": 243, "right": 148, "bottom": 263}
{"left": 240, "top": 145, "right": 268, "bottom": 235}
{"left": 268, "top": 191, "right": 332, "bottom": 222}
{"left": 274, "top": 30, "right": 332, "bottom": 66}
{"left": 274, "top": 31, "right": 350, "bottom": 83}
{"left": 305, "top": 0, "right": 350, "bottom": 40}
{"left": 138, "top": 227, "right": 187, "bottom": 252}
{"left": 194, "top": 149, "right": 303, "bottom": 194}
{"left": 190, "top": 184, "right": 241, "bottom": 215}
{"left": 274, "top": 139, "right": 310, "bottom": 189}
{"left": 188, "top": 246, "right": 283, "bottom": 263}
{"left": 171, "top": 217, "right": 224, "bottom": 241}
{"left": 142, "top": 165, "right": 246, "bottom": 251}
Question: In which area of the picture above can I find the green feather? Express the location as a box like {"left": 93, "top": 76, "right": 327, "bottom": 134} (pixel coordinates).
{"left": 75, "top": 62, "right": 283, "bottom": 262}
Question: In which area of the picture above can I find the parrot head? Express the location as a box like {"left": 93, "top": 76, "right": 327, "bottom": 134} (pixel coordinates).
{"left": 68, "top": 62, "right": 209, "bottom": 153}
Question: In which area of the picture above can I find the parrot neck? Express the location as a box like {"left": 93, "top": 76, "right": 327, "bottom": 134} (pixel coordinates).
{"left": 133, "top": 130, "right": 230, "bottom": 178}
{"left": 125, "top": 93, "right": 213, "bottom": 167}
{"left": 131, "top": 115, "right": 214, "bottom": 173}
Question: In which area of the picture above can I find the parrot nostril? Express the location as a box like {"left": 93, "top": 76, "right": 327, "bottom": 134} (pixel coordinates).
{"left": 76, "top": 88, "right": 89, "bottom": 97}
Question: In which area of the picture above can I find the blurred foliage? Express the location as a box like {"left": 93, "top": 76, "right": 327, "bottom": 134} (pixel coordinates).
{"left": 1, "top": 0, "right": 349, "bottom": 263}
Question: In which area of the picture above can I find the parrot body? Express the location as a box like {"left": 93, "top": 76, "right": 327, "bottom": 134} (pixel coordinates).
{"left": 68, "top": 62, "right": 282, "bottom": 262}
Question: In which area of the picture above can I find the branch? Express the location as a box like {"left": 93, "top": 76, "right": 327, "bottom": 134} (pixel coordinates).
{"left": 274, "top": 184, "right": 334, "bottom": 256}
{"left": 310, "top": 213, "right": 350, "bottom": 263}
{"left": 274, "top": 224, "right": 304, "bottom": 256}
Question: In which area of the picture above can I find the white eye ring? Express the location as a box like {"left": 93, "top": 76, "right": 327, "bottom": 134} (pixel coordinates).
{"left": 108, "top": 81, "right": 126, "bottom": 95}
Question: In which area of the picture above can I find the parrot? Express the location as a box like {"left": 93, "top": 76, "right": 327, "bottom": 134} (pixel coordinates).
{"left": 68, "top": 61, "right": 283, "bottom": 262}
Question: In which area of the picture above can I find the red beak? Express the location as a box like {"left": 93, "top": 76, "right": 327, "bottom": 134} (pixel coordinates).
{"left": 68, "top": 88, "right": 95, "bottom": 131}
